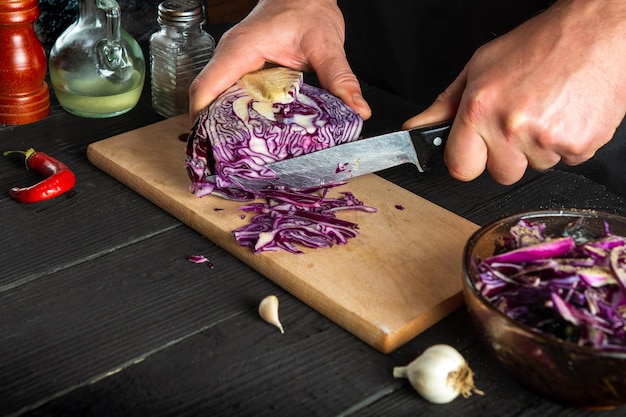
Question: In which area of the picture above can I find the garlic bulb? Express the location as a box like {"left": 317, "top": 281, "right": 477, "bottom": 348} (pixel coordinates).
{"left": 393, "top": 344, "right": 483, "bottom": 404}
{"left": 258, "top": 295, "right": 284, "bottom": 333}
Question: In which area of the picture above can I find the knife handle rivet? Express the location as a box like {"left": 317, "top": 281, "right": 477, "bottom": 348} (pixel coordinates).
{"left": 433, "top": 136, "right": 443, "bottom": 147}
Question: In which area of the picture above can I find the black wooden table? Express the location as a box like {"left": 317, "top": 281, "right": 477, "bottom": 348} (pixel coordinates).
{"left": 1, "top": 71, "right": 625, "bottom": 417}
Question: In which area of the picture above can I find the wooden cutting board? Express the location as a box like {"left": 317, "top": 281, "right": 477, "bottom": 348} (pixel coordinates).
{"left": 87, "top": 114, "right": 478, "bottom": 353}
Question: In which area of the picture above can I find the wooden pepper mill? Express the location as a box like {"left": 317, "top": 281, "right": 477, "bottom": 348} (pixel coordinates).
{"left": 0, "top": 0, "right": 50, "bottom": 125}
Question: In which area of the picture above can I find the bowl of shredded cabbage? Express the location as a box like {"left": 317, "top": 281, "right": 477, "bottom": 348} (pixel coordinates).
{"left": 463, "top": 209, "right": 626, "bottom": 409}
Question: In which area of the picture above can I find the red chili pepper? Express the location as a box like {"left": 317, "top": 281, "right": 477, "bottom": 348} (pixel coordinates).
{"left": 3, "top": 148, "right": 76, "bottom": 203}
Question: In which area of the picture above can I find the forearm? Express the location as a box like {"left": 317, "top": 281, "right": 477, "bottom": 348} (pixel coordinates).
{"left": 547, "top": 0, "right": 626, "bottom": 44}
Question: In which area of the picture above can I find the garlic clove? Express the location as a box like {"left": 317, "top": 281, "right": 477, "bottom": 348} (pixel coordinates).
{"left": 258, "top": 295, "right": 284, "bottom": 334}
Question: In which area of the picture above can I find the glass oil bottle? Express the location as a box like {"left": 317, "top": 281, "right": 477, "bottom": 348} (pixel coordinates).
{"left": 49, "top": 0, "right": 145, "bottom": 118}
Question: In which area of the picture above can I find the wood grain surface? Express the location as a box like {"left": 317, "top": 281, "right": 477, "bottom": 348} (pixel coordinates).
{"left": 87, "top": 115, "right": 478, "bottom": 353}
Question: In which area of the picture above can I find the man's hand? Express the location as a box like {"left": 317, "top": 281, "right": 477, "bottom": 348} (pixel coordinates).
{"left": 189, "top": 0, "right": 372, "bottom": 121}
{"left": 404, "top": 0, "right": 626, "bottom": 184}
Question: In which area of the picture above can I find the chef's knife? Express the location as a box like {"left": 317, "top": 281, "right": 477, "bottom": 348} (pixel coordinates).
{"left": 229, "top": 120, "right": 451, "bottom": 191}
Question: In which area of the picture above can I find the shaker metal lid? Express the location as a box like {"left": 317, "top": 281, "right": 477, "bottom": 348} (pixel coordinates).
{"left": 157, "top": 0, "right": 204, "bottom": 26}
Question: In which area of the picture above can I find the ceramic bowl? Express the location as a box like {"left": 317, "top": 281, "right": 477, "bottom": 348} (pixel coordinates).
{"left": 462, "top": 209, "right": 626, "bottom": 409}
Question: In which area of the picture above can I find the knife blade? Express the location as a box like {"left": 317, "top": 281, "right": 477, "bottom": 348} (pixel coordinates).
{"left": 228, "top": 120, "right": 451, "bottom": 191}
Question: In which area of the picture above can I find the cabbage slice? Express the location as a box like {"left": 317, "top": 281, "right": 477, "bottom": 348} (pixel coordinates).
{"left": 185, "top": 67, "right": 363, "bottom": 200}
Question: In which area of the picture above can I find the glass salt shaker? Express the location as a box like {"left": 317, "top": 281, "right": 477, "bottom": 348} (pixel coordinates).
{"left": 150, "top": 0, "right": 215, "bottom": 118}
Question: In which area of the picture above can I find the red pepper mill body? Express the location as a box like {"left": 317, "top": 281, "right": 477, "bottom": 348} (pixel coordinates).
{"left": 0, "top": 0, "right": 50, "bottom": 125}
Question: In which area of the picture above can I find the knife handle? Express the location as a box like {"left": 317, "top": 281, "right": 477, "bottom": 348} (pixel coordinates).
{"left": 409, "top": 121, "right": 451, "bottom": 172}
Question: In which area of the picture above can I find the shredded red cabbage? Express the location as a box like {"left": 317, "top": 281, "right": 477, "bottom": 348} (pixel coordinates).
{"left": 187, "top": 255, "right": 215, "bottom": 268}
{"left": 233, "top": 187, "right": 376, "bottom": 254}
{"left": 335, "top": 162, "right": 350, "bottom": 174}
{"left": 474, "top": 218, "right": 626, "bottom": 351}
